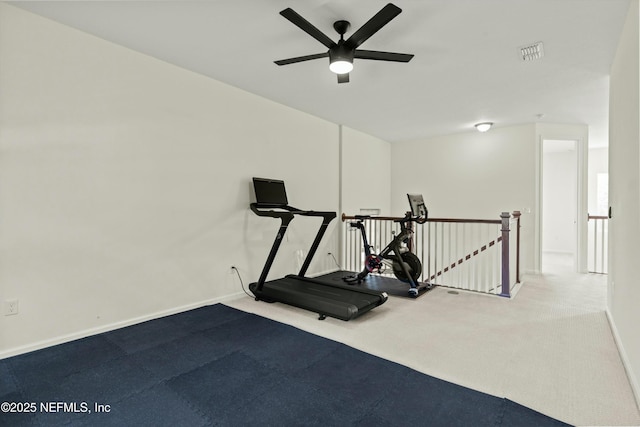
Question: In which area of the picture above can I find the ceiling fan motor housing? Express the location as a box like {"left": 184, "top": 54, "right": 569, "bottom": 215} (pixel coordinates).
{"left": 330, "top": 43, "right": 354, "bottom": 63}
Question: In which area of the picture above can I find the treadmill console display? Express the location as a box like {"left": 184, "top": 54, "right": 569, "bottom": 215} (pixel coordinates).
{"left": 253, "top": 177, "right": 288, "bottom": 207}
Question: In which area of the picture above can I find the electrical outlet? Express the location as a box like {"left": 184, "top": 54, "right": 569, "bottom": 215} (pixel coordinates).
{"left": 4, "top": 299, "right": 19, "bottom": 316}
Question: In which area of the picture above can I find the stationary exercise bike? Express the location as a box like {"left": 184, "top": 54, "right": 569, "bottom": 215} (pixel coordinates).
{"left": 344, "top": 194, "right": 429, "bottom": 297}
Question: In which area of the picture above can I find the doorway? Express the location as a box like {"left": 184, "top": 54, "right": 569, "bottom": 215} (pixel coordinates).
{"left": 541, "top": 139, "right": 578, "bottom": 273}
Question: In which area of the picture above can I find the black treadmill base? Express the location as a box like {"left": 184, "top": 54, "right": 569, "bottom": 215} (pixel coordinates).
{"left": 312, "top": 271, "right": 435, "bottom": 299}
{"left": 249, "top": 277, "right": 387, "bottom": 321}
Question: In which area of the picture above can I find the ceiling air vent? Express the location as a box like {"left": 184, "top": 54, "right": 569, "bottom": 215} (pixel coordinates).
{"left": 519, "top": 42, "right": 544, "bottom": 61}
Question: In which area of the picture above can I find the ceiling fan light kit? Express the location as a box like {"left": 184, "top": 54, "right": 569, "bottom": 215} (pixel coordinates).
{"left": 274, "top": 3, "right": 414, "bottom": 83}
{"left": 329, "top": 60, "right": 353, "bottom": 74}
{"left": 328, "top": 42, "right": 354, "bottom": 74}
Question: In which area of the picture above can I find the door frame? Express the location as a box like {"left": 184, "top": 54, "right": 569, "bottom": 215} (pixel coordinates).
{"left": 535, "top": 134, "right": 588, "bottom": 273}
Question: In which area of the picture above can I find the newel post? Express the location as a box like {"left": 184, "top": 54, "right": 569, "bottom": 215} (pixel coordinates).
{"left": 500, "top": 212, "right": 511, "bottom": 298}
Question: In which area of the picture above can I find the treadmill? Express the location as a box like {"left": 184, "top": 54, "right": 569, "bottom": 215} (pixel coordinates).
{"left": 249, "top": 177, "right": 388, "bottom": 321}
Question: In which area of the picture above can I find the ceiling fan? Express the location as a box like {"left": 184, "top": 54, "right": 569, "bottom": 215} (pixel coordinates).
{"left": 274, "top": 3, "right": 414, "bottom": 83}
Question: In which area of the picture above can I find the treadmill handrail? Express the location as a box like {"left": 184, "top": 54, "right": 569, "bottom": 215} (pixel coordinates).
{"left": 250, "top": 203, "right": 336, "bottom": 221}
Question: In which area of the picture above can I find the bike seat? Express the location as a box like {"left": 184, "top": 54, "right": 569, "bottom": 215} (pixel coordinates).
{"left": 354, "top": 215, "right": 371, "bottom": 220}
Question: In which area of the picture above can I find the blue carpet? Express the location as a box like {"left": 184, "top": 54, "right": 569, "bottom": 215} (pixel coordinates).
{"left": 0, "top": 304, "right": 571, "bottom": 426}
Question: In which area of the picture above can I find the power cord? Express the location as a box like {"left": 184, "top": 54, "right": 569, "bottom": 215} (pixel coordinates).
{"left": 231, "top": 266, "right": 254, "bottom": 299}
{"left": 327, "top": 252, "right": 341, "bottom": 270}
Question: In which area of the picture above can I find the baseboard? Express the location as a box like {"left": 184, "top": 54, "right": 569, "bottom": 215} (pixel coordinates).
{"left": 0, "top": 292, "right": 246, "bottom": 360}
{"left": 509, "top": 281, "right": 523, "bottom": 298}
{"left": 605, "top": 308, "right": 640, "bottom": 412}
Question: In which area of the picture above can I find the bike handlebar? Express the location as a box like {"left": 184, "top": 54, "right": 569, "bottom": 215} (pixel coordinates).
{"left": 412, "top": 216, "right": 428, "bottom": 225}
{"left": 396, "top": 212, "right": 427, "bottom": 225}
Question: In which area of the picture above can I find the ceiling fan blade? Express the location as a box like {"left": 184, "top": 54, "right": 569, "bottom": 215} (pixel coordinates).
{"left": 337, "top": 73, "right": 350, "bottom": 84}
{"left": 280, "top": 8, "right": 336, "bottom": 49}
{"left": 344, "top": 3, "right": 402, "bottom": 49}
{"left": 354, "top": 50, "right": 414, "bottom": 62}
{"left": 275, "top": 52, "right": 328, "bottom": 66}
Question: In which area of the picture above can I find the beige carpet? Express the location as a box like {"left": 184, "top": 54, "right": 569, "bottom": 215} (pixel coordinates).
{"left": 227, "top": 262, "right": 640, "bottom": 426}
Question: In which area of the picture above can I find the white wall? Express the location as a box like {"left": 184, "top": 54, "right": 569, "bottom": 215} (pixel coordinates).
{"left": 340, "top": 126, "right": 391, "bottom": 216}
{"left": 608, "top": 0, "right": 640, "bottom": 405}
{"left": 0, "top": 4, "right": 342, "bottom": 356}
{"left": 588, "top": 147, "right": 609, "bottom": 215}
{"left": 390, "top": 124, "right": 537, "bottom": 273}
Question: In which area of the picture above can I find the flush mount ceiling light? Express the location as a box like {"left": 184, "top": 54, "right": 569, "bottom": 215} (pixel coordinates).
{"left": 475, "top": 122, "right": 493, "bottom": 132}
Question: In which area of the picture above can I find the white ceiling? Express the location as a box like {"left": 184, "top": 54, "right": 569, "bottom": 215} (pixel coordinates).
{"left": 10, "top": 0, "right": 631, "bottom": 145}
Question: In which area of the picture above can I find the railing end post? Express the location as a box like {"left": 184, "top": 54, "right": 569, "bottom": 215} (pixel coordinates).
{"left": 500, "top": 212, "right": 511, "bottom": 297}
{"left": 500, "top": 212, "right": 511, "bottom": 231}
